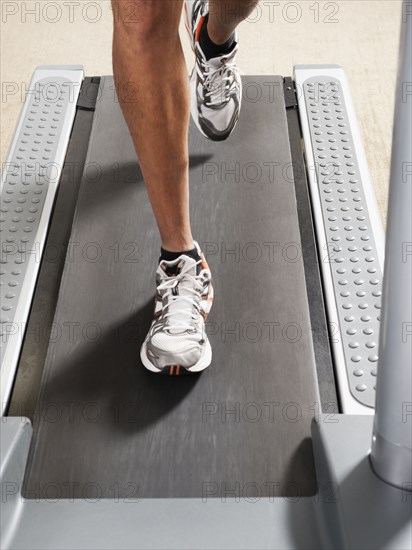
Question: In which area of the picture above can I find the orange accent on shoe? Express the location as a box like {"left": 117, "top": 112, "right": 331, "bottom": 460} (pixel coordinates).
{"left": 200, "top": 253, "right": 209, "bottom": 270}
{"left": 195, "top": 15, "right": 206, "bottom": 43}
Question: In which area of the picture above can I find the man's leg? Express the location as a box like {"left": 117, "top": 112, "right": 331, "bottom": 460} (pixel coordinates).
{"left": 113, "top": 0, "right": 213, "bottom": 374}
{"left": 207, "top": 0, "right": 260, "bottom": 45}
{"left": 112, "top": 0, "right": 193, "bottom": 253}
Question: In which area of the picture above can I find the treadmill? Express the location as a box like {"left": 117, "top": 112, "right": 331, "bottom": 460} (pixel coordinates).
{"left": 1, "top": 8, "right": 411, "bottom": 550}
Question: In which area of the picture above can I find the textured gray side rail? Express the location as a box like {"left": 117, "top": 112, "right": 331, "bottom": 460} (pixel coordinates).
{"left": 295, "top": 65, "right": 385, "bottom": 413}
{"left": 0, "top": 66, "right": 84, "bottom": 414}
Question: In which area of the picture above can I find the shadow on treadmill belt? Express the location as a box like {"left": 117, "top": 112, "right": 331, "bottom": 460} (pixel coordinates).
{"left": 23, "top": 76, "right": 319, "bottom": 499}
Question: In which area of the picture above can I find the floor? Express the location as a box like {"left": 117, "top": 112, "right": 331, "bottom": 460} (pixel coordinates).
{"left": 1, "top": 1, "right": 403, "bottom": 226}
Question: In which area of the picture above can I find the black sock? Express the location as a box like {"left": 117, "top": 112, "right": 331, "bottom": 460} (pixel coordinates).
{"left": 159, "top": 246, "right": 202, "bottom": 275}
{"left": 199, "top": 14, "right": 236, "bottom": 60}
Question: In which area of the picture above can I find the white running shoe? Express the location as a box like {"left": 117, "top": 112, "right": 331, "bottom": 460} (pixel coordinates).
{"left": 185, "top": 0, "right": 242, "bottom": 141}
{"left": 140, "top": 241, "right": 214, "bottom": 375}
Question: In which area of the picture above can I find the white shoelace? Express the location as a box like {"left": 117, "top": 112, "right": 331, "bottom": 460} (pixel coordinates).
{"left": 155, "top": 260, "right": 205, "bottom": 333}
{"left": 197, "top": 57, "right": 240, "bottom": 108}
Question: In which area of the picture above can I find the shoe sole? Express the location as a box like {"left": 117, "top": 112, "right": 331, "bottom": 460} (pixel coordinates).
{"left": 185, "top": 1, "right": 210, "bottom": 140}
{"left": 140, "top": 336, "right": 212, "bottom": 375}
{"left": 184, "top": 1, "right": 195, "bottom": 52}
{"left": 185, "top": 0, "right": 205, "bottom": 52}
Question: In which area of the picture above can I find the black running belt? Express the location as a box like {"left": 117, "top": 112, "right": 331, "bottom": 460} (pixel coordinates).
{"left": 24, "top": 76, "right": 319, "bottom": 499}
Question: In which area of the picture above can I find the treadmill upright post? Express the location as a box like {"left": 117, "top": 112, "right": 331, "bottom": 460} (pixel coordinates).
{"left": 371, "top": 4, "right": 412, "bottom": 490}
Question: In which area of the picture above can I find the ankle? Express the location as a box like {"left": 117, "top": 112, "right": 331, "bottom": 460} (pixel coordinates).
{"left": 160, "top": 239, "right": 195, "bottom": 253}
{"left": 199, "top": 15, "right": 236, "bottom": 60}
{"left": 206, "top": 21, "right": 234, "bottom": 46}
{"left": 159, "top": 243, "right": 201, "bottom": 275}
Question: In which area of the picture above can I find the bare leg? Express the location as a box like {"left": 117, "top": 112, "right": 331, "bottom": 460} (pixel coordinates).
{"left": 112, "top": 0, "right": 194, "bottom": 252}
{"left": 208, "top": 0, "right": 260, "bottom": 44}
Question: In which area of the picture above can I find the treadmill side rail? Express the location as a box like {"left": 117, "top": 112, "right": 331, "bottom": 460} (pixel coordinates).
{"left": 0, "top": 65, "right": 84, "bottom": 415}
{"left": 294, "top": 65, "right": 385, "bottom": 414}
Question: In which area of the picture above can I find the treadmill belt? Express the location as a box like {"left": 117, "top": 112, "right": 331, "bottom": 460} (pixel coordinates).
{"left": 24, "top": 76, "right": 318, "bottom": 498}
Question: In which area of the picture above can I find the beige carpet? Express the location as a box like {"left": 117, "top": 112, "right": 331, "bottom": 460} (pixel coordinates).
{"left": 1, "top": 1, "right": 403, "bottom": 225}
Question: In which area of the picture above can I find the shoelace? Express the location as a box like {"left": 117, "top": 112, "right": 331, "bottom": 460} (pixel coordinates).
{"left": 197, "top": 55, "right": 241, "bottom": 108}
{"left": 154, "top": 260, "right": 206, "bottom": 333}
